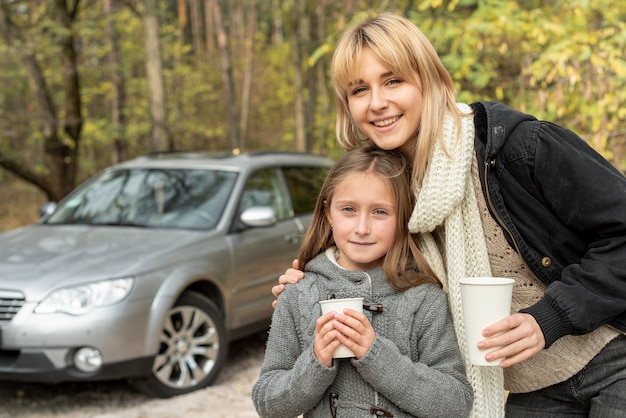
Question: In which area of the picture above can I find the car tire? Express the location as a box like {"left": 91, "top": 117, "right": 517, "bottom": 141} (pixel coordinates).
{"left": 132, "top": 291, "right": 228, "bottom": 398}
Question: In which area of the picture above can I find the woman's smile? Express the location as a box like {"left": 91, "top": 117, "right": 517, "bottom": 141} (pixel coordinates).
{"left": 348, "top": 48, "right": 423, "bottom": 152}
{"left": 372, "top": 115, "right": 401, "bottom": 128}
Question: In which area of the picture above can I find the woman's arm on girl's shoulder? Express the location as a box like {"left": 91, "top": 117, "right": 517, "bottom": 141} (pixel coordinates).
{"left": 271, "top": 259, "right": 304, "bottom": 308}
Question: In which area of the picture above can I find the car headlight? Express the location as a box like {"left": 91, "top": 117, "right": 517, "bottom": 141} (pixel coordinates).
{"left": 34, "top": 277, "right": 134, "bottom": 315}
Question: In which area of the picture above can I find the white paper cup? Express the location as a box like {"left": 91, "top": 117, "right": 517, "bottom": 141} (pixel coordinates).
{"left": 319, "top": 297, "right": 364, "bottom": 358}
{"left": 459, "top": 277, "right": 514, "bottom": 366}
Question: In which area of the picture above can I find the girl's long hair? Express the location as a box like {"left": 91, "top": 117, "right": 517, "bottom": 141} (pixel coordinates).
{"left": 331, "top": 12, "right": 470, "bottom": 187}
{"left": 298, "top": 146, "right": 440, "bottom": 290}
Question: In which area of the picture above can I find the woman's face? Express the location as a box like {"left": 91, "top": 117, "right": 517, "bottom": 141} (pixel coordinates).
{"left": 347, "top": 48, "right": 423, "bottom": 155}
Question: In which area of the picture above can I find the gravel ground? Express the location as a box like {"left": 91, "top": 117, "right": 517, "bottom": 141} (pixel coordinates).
{"left": 0, "top": 331, "right": 268, "bottom": 418}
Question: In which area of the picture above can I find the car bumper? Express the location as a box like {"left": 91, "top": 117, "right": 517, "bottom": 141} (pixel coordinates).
{"left": 0, "top": 297, "right": 157, "bottom": 382}
{"left": 0, "top": 349, "right": 154, "bottom": 382}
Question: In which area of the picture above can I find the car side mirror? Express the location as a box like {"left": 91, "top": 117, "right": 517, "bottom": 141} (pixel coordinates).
{"left": 240, "top": 206, "right": 277, "bottom": 228}
{"left": 38, "top": 202, "right": 57, "bottom": 218}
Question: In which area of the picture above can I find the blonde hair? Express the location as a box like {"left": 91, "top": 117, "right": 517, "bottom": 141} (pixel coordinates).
{"left": 331, "top": 12, "right": 467, "bottom": 186}
{"left": 298, "top": 146, "right": 440, "bottom": 290}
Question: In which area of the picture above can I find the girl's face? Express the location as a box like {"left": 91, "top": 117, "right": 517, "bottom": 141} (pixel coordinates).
{"left": 325, "top": 171, "right": 397, "bottom": 271}
{"left": 347, "top": 48, "right": 423, "bottom": 156}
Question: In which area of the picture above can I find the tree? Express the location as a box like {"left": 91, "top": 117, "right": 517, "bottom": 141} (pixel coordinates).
{"left": 0, "top": 0, "right": 83, "bottom": 201}
{"left": 0, "top": 0, "right": 624, "bottom": 215}
{"left": 142, "top": 0, "right": 171, "bottom": 151}
{"left": 408, "top": 0, "right": 626, "bottom": 169}
{"left": 209, "top": 0, "right": 239, "bottom": 151}
{"left": 103, "top": 0, "right": 128, "bottom": 164}
{"left": 239, "top": 0, "right": 256, "bottom": 147}
{"left": 289, "top": 0, "right": 306, "bottom": 151}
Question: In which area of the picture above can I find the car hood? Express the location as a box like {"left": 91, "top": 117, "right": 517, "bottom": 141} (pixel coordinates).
{"left": 0, "top": 224, "right": 210, "bottom": 298}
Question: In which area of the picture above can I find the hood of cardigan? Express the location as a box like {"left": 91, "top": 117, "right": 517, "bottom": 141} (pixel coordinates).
{"left": 304, "top": 250, "right": 400, "bottom": 298}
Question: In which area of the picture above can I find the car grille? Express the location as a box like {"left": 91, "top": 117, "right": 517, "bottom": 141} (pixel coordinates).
{"left": 0, "top": 291, "right": 25, "bottom": 321}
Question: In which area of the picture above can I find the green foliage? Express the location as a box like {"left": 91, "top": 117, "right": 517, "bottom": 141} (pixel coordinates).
{"left": 410, "top": 0, "right": 626, "bottom": 169}
{"left": 0, "top": 0, "right": 624, "bottom": 200}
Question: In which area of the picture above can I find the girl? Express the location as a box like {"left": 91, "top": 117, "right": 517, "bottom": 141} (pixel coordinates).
{"left": 253, "top": 146, "right": 473, "bottom": 417}
{"left": 274, "top": 12, "right": 626, "bottom": 418}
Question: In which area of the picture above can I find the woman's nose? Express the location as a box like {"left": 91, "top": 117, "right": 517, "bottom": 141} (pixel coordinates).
{"left": 370, "top": 88, "right": 388, "bottom": 111}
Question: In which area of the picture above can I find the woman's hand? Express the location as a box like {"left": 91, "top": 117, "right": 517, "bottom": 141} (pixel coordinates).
{"left": 332, "top": 308, "right": 376, "bottom": 359}
{"left": 477, "top": 312, "right": 545, "bottom": 367}
{"left": 314, "top": 312, "right": 342, "bottom": 367}
{"left": 271, "top": 259, "right": 304, "bottom": 309}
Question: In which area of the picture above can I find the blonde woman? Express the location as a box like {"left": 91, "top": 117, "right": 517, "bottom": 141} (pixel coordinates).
{"left": 274, "top": 12, "right": 626, "bottom": 418}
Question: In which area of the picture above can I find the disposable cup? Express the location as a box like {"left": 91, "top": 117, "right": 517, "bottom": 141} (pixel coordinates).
{"left": 459, "top": 277, "right": 514, "bottom": 366}
{"left": 319, "top": 297, "right": 364, "bottom": 358}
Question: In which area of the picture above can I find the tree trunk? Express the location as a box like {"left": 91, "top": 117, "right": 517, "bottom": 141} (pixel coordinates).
{"left": 203, "top": 0, "right": 214, "bottom": 52}
{"left": 239, "top": 0, "right": 256, "bottom": 149}
{"left": 189, "top": 0, "right": 204, "bottom": 61}
{"left": 301, "top": 3, "right": 317, "bottom": 151}
{"left": 177, "top": 0, "right": 188, "bottom": 45}
{"left": 314, "top": 0, "right": 331, "bottom": 153}
{"left": 271, "top": 0, "right": 283, "bottom": 45}
{"left": 290, "top": 1, "right": 305, "bottom": 152}
{"left": 210, "top": 0, "right": 238, "bottom": 151}
{"left": 102, "top": 0, "right": 128, "bottom": 164}
{"left": 143, "top": 0, "right": 170, "bottom": 151}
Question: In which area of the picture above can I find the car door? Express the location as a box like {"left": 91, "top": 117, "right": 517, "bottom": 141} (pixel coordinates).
{"left": 227, "top": 167, "right": 303, "bottom": 332}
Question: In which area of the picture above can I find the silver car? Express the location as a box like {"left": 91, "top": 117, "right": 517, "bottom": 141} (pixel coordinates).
{"left": 0, "top": 151, "right": 332, "bottom": 398}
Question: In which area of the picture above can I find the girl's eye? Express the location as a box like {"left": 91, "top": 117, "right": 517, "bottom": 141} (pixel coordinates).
{"left": 373, "top": 209, "right": 389, "bottom": 216}
{"left": 386, "top": 78, "right": 402, "bottom": 86}
{"left": 341, "top": 207, "right": 356, "bottom": 213}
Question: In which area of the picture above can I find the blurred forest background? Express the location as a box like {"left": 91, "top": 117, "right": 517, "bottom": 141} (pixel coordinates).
{"left": 0, "top": 0, "right": 625, "bottom": 230}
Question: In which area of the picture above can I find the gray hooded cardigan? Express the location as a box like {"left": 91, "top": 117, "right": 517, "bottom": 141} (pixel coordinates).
{"left": 252, "top": 249, "right": 473, "bottom": 417}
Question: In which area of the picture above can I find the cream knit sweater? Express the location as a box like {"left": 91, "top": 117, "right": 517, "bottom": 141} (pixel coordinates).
{"left": 409, "top": 103, "right": 505, "bottom": 418}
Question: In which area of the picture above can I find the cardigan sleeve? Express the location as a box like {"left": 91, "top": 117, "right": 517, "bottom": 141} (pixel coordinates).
{"left": 352, "top": 287, "right": 473, "bottom": 417}
{"left": 251, "top": 286, "right": 337, "bottom": 418}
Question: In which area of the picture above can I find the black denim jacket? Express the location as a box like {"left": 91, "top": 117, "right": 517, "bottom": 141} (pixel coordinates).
{"left": 471, "top": 101, "right": 626, "bottom": 347}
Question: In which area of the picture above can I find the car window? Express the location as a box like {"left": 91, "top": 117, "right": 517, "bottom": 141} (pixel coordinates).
{"left": 282, "top": 166, "right": 328, "bottom": 215}
{"left": 46, "top": 168, "right": 238, "bottom": 230}
{"left": 238, "top": 168, "right": 290, "bottom": 220}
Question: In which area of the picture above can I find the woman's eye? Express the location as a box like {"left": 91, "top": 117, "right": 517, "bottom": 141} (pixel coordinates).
{"left": 350, "top": 86, "right": 367, "bottom": 95}
{"left": 386, "top": 78, "right": 402, "bottom": 86}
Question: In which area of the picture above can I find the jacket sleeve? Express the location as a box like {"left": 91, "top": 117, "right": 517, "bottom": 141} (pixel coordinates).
{"left": 352, "top": 288, "right": 473, "bottom": 417}
{"left": 251, "top": 287, "right": 337, "bottom": 418}
{"left": 516, "top": 121, "right": 626, "bottom": 346}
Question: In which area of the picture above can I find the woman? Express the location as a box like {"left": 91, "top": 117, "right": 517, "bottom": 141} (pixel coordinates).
{"left": 274, "top": 12, "right": 626, "bottom": 417}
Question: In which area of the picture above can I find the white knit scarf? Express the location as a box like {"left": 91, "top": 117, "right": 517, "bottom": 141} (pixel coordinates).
{"left": 409, "top": 103, "right": 505, "bottom": 417}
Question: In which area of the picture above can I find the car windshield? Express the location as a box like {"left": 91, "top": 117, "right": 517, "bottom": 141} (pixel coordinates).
{"left": 45, "top": 168, "right": 238, "bottom": 230}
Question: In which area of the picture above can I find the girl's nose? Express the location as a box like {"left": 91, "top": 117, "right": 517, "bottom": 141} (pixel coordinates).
{"left": 355, "top": 215, "right": 371, "bottom": 234}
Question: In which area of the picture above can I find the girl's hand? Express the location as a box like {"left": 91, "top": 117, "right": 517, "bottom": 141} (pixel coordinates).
{"left": 314, "top": 312, "right": 342, "bottom": 367}
{"left": 332, "top": 308, "right": 376, "bottom": 359}
{"left": 477, "top": 312, "right": 545, "bottom": 367}
{"left": 271, "top": 259, "right": 304, "bottom": 309}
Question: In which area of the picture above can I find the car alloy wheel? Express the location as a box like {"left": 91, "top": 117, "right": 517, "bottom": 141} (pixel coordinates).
{"left": 132, "top": 291, "right": 227, "bottom": 398}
